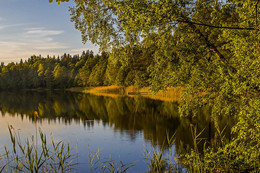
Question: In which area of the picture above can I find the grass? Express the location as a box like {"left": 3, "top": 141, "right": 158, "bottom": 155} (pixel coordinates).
{"left": 69, "top": 85, "right": 183, "bottom": 102}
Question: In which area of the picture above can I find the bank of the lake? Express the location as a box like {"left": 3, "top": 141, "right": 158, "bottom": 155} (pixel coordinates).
{"left": 68, "top": 85, "right": 183, "bottom": 102}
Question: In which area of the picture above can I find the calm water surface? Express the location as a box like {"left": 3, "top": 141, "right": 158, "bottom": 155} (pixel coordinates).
{"left": 0, "top": 91, "right": 233, "bottom": 172}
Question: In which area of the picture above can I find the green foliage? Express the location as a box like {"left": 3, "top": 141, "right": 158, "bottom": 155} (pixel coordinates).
{"left": 134, "top": 71, "right": 149, "bottom": 88}
{"left": 200, "top": 98, "right": 260, "bottom": 172}
{"left": 103, "top": 59, "right": 121, "bottom": 85}
{"left": 53, "top": 63, "right": 69, "bottom": 88}
{"left": 0, "top": 47, "right": 153, "bottom": 89}
{"left": 88, "top": 54, "right": 108, "bottom": 86}
{"left": 49, "top": 0, "right": 69, "bottom": 5}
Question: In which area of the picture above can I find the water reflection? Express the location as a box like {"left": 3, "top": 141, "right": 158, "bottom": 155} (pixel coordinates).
{"left": 0, "top": 91, "right": 234, "bottom": 156}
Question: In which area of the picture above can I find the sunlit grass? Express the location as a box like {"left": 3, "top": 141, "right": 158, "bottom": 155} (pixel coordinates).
{"left": 141, "top": 87, "right": 183, "bottom": 102}
{"left": 69, "top": 85, "right": 183, "bottom": 102}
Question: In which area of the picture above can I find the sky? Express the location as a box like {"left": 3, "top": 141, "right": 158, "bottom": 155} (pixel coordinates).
{"left": 0, "top": 0, "right": 98, "bottom": 64}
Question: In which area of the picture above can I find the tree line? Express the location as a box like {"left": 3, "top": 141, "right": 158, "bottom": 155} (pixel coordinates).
{"left": 0, "top": 44, "right": 153, "bottom": 90}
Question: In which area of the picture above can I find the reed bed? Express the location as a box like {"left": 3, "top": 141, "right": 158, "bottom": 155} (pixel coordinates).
{"left": 0, "top": 125, "right": 76, "bottom": 173}
{"left": 69, "top": 86, "right": 183, "bottom": 102}
{"left": 0, "top": 125, "right": 186, "bottom": 173}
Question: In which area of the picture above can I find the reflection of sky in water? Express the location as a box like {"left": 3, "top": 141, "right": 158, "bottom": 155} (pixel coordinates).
{"left": 0, "top": 113, "right": 157, "bottom": 172}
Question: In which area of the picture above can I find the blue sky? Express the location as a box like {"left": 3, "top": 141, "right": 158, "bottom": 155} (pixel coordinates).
{"left": 0, "top": 0, "right": 98, "bottom": 64}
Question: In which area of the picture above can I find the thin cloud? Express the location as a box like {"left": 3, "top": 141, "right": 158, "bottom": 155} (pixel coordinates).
{"left": 34, "top": 43, "right": 68, "bottom": 50}
{"left": 0, "top": 38, "right": 68, "bottom": 64}
{"left": 0, "top": 41, "right": 27, "bottom": 50}
{"left": 0, "top": 24, "right": 26, "bottom": 30}
{"left": 0, "top": 25, "right": 12, "bottom": 30}
{"left": 45, "top": 37, "right": 54, "bottom": 42}
{"left": 0, "top": 26, "right": 68, "bottom": 63}
{"left": 26, "top": 27, "right": 64, "bottom": 37}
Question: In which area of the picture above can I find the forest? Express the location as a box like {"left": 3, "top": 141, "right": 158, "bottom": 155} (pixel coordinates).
{"left": 0, "top": 44, "right": 153, "bottom": 90}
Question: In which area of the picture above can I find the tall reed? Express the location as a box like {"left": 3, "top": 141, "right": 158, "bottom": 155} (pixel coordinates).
{"left": 0, "top": 125, "right": 76, "bottom": 173}
{"left": 87, "top": 146, "right": 135, "bottom": 173}
{"left": 144, "top": 132, "right": 185, "bottom": 173}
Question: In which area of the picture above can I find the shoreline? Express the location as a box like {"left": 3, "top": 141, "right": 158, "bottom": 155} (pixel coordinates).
{"left": 67, "top": 85, "right": 182, "bottom": 102}
{"left": 0, "top": 86, "right": 182, "bottom": 102}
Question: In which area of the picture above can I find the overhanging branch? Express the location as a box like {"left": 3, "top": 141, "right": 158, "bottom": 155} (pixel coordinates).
{"left": 176, "top": 19, "right": 260, "bottom": 31}
{"left": 178, "top": 14, "right": 237, "bottom": 73}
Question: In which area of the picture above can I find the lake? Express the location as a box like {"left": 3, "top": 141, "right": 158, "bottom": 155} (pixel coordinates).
{"left": 0, "top": 91, "right": 233, "bottom": 172}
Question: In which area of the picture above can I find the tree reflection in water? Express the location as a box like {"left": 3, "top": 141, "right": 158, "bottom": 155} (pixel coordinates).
{"left": 0, "top": 91, "right": 234, "bottom": 155}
